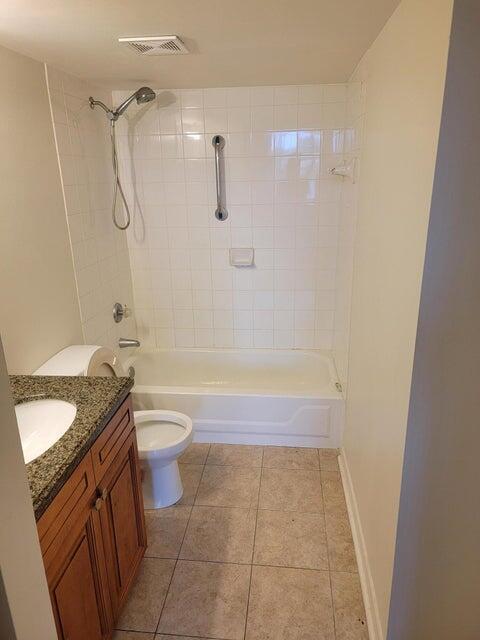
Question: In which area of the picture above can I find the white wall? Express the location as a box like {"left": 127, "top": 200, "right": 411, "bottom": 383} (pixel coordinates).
{"left": 341, "top": 0, "right": 453, "bottom": 636}
{"left": 46, "top": 66, "right": 137, "bottom": 350}
{"left": 0, "top": 339, "right": 57, "bottom": 639}
{"left": 114, "top": 85, "right": 347, "bottom": 350}
{"left": 388, "top": 1, "right": 480, "bottom": 637}
{"left": 0, "top": 45, "right": 83, "bottom": 373}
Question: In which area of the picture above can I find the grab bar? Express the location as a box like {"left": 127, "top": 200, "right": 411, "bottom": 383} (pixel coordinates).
{"left": 212, "top": 135, "right": 227, "bottom": 221}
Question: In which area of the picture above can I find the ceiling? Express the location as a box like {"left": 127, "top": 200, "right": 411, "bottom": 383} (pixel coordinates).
{"left": 0, "top": 0, "right": 400, "bottom": 89}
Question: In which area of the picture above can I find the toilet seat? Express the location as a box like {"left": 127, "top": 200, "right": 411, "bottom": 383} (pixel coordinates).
{"left": 134, "top": 409, "right": 193, "bottom": 508}
{"left": 134, "top": 410, "right": 193, "bottom": 460}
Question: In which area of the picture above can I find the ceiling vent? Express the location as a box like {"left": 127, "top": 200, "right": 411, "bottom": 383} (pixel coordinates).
{"left": 118, "top": 35, "right": 189, "bottom": 55}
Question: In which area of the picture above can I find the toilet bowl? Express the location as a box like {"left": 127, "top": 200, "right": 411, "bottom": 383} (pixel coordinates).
{"left": 135, "top": 410, "right": 193, "bottom": 508}
{"left": 34, "top": 345, "right": 194, "bottom": 509}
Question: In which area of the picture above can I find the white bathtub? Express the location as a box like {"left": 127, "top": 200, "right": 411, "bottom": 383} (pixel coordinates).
{"left": 123, "top": 349, "right": 344, "bottom": 448}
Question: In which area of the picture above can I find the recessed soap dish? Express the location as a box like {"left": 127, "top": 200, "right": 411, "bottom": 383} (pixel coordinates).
{"left": 229, "top": 248, "right": 254, "bottom": 267}
{"left": 329, "top": 158, "right": 356, "bottom": 182}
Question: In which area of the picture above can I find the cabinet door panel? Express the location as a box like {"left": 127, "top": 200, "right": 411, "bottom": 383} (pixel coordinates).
{"left": 91, "top": 396, "right": 134, "bottom": 484}
{"left": 47, "top": 504, "right": 112, "bottom": 640}
{"left": 53, "top": 530, "right": 104, "bottom": 640}
{"left": 38, "top": 453, "right": 96, "bottom": 556}
{"left": 109, "top": 456, "right": 141, "bottom": 587}
{"left": 100, "top": 430, "right": 146, "bottom": 616}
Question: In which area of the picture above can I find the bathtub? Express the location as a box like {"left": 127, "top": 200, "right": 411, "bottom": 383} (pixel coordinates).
{"left": 123, "top": 349, "right": 344, "bottom": 448}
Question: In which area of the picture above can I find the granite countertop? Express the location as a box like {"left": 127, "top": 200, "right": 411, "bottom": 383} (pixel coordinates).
{"left": 10, "top": 375, "right": 134, "bottom": 521}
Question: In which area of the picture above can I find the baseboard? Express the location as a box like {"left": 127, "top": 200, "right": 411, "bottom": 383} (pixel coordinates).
{"left": 339, "top": 448, "right": 384, "bottom": 640}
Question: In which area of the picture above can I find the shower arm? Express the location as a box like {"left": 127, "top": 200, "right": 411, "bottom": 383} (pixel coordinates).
{"left": 88, "top": 97, "right": 116, "bottom": 120}
{"left": 114, "top": 93, "right": 138, "bottom": 118}
{"left": 90, "top": 88, "right": 154, "bottom": 121}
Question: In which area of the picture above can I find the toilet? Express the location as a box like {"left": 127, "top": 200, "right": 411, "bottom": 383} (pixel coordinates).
{"left": 34, "top": 345, "right": 193, "bottom": 508}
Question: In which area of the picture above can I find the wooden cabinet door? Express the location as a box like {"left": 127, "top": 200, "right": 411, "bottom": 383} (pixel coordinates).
{"left": 43, "top": 496, "right": 112, "bottom": 640}
{"left": 98, "top": 429, "right": 147, "bottom": 617}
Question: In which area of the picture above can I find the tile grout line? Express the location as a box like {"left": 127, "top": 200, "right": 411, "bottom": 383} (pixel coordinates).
{"left": 319, "top": 448, "right": 338, "bottom": 640}
{"left": 148, "top": 504, "right": 325, "bottom": 514}
{"left": 156, "top": 633, "right": 229, "bottom": 640}
{"left": 120, "top": 446, "right": 349, "bottom": 637}
{"left": 241, "top": 445, "right": 264, "bottom": 640}
{"left": 154, "top": 443, "right": 212, "bottom": 635}
{"left": 188, "top": 464, "right": 325, "bottom": 472}
{"left": 144, "top": 552, "right": 359, "bottom": 576}
{"left": 140, "top": 553, "right": 355, "bottom": 575}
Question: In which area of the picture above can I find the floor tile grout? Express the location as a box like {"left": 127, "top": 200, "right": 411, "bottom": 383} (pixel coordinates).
{"left": 207, "top": 463, "right": 324, "bottom": 471}
{"left": 161, "top": 502, "right": 327, "bottom": 515}
{"left": 138, "top": 554, "right": 359, "bottom": 575}
{"left": 154, "top": 444, "right": 211, "bottom": 635}
{"left": 183, "top": 444, "right": 344, "bottom": 472}
{"left": 118, "top": 445, "right": 364, "bottom": 640}
{"left": 183, "top": 461, "right": 340, "bottom": 474}
{"left": 156, "top": 633, "right": 229, "bottom": 639}
{"left": 242, "top": 445, "right": 264, "bottom": 640}
{"left": 320, "top": 454, "right": 338, "bottom": 640}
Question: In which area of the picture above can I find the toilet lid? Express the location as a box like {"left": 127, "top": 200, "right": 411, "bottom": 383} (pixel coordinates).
{"left": 136, "top": 419, "right": 186, "bottom": 450}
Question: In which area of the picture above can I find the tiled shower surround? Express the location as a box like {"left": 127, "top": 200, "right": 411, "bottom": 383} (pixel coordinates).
{"left": 46, "top": 66, "right": 136, "bottom": 349}
{"left": 114, "top": 84, "right": 347, "bottom": 350}
{"left": 333, "top": 72, "right": 367, "bottom": 389}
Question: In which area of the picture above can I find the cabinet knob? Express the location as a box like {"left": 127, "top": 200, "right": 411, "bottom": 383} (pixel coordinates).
{"left": 94, "top": 497, "right": 103, "bottom": 511}
{"left": 98, "top": 487, "right": 108, "bottom": 501}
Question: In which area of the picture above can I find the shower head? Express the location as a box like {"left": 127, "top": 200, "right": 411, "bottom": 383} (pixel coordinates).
{"left": 135, "top": 86, "right": 156, "bottom": 104}
{"left": 114, "top": 86, "right": 156, "bottom": 117}
{"left": 89, "top": 86, "right": 156, "bottom": 121}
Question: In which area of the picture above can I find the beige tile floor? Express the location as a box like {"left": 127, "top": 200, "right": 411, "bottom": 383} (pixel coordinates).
{"left": 114, "top": 444, "right": 368, "bottom": 640}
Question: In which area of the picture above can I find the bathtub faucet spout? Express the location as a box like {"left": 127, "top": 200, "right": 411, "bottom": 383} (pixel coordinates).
{"left": 118, "top": 337, "right": 140, "bottom": 349}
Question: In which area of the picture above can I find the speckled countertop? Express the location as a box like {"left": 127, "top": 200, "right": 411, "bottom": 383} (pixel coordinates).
{"left": 10, "top": 375, "right": 133, "bottom": 521}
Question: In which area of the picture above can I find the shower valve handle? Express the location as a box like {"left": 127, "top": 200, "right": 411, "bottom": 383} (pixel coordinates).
{"left": 113, "top": 302, "right": 131, "bottom": 323}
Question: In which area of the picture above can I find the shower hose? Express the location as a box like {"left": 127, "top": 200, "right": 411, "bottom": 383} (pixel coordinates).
{"left": 110, "top": 120, "right": 131, "bottom": 230}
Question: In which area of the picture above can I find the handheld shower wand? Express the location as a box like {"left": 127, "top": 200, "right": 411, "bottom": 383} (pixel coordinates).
{"left": 89, "top": 87, "right": 156, "bottom": 230}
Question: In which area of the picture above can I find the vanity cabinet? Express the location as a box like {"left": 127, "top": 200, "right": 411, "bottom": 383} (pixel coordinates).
{"left": 97, "top": 430, "right": 146, "bottom": 617}
{"left": 37, "top": 395, "right": 146, "bottom": 640}
{"left": 38, "top": 455, "right": 112, "bottom": 640}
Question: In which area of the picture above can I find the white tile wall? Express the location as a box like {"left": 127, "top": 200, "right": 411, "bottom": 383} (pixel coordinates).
{"left": 113, "top": 84, "right": 347, "bottom": 350}
{"left": 333, "top": 68, "right": 367, "bottom": 388}
{"left": 47, "top": 66, "right": 136, "bottom": 349}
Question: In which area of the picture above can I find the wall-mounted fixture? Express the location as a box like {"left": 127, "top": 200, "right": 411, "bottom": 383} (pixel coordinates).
{"left": 89, "top": 87, "right": 156, "bottom": 230}
{"left": 212, "top": 135, "right": 227, "bottom": 221}
{"left": 329, "top": 158, "right": 356, "bottom": 182}
{"left": 230, "top": 248, "right": 254, "bottom": 267}
{"left": 118, "top": 338, "right": 140, "bottom": 349}
{"left": 113, "top": 302, "right": 131, "bottom": 323}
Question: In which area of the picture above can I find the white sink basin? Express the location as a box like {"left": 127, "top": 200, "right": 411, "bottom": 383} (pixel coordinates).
{"left": 15, "top": 399, "right": 77, "bottom": 463}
